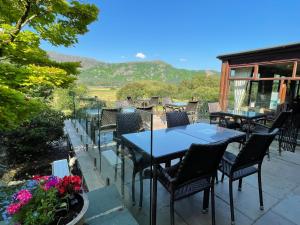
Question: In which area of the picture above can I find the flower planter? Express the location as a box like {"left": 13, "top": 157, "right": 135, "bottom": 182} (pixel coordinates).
{"left": 3, "top": 175, "right": 87, "bottom": 225}
{"left": 67, "top": 193, "right": 89, "bottom": 225}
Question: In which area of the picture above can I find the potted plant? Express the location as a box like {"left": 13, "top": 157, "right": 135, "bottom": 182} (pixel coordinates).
{"left": 2, "top": 175, "right": 89, "bottom": 225}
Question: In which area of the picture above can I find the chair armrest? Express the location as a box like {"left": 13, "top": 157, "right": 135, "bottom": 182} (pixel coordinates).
{"left": 253, "top": 122, "right": 270, "bottom": 130}
{"left": 157, "top": 165, "right": 177, "bottom": 184}
{"left": 222, "top": 156, "right": 235, "bottom": 165}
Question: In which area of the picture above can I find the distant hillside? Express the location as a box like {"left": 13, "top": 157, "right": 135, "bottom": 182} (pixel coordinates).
{"left": 48, "top": 51, "right": 219, "bottom": 86}
{"left": 48, "top": 51, "right": 101, "bottom": 69}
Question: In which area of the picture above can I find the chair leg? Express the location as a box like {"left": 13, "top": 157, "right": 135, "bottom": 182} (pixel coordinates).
{"left": 258, "top": 168, "right": 264, "bottom": 210}
{"left": 267, "top": 148, "right": 270, "bottom": 161}
{"left": 139, "top": 170, "right": 143, "bottom": 208}
{"left": 211, "top": 182, "right": 216, "bottom": 225}
{"left": 165, "top": 161, "right": 171, "bottom": 168}
{"left": 229, "top": 178, "right": 235, "bottom": 225}
{"left": 114, "top": 144, "right": 120, "bottom": 181}
{"left": 238, "top": 179, "right": 242, "bottom": 191}
{"left": 170, "top": 193, "right": 175, "bottom": 225}
{"left": 202, "top": 188, "right": 210, "bottom": 213}
{"left": 221, "top": 171, "right": 225, "bottom": 182}
{"left": 132, "top": 170, "right": 136, "bottom": 206}
{"left": 215, "top": 171, "right": 219, "bottom": 184}
{"left": 278, "top": 132, "right": 282, "bottom": 156}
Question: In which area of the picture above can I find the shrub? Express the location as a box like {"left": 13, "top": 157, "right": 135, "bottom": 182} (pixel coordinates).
{"left": 116, "top": 80, "right": 177, "bottom": 100}
{"left": 1, "top": 109, "right": 65, "bottom": 164}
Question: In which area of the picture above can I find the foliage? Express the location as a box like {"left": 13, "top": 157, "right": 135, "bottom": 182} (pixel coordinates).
{"left": 2, "top": 109, "right": 65, "bottom": 164}
{"left": 116, "top": 80, "right": 177, "bottom": 100}
{"left": 0, "top": 85, "right": 44, "bottom": 131}
{"left": 0, "top": 0, "right": 99, "bottom": 131}
{"left": 177, "top": 75, "right": 220, "bottom": 101}
{"left": 2, "top": 175, "right": 82, "bottom": 225}
{"left": 50, "top": 84, "right": 88, "bottom": 115}
{"left": 0, "top": 0, "right": 99, "bottom": 48}
{"left": 78, "top": 60, "right": 219, "bottom": 86}
{"left": 116, "top": 75, "right": 220, "bottom": 102}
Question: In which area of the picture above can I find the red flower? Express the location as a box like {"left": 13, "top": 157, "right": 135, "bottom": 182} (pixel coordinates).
{"left": 56, "top": 176, "right": 82, "bottom": 196}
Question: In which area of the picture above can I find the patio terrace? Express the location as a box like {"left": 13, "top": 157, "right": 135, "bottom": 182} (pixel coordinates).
{"left": 66, "top": 114, "right": 300, "bottom": 225}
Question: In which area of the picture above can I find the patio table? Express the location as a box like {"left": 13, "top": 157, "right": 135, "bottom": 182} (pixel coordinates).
{"left": 166, "top": 102, "right": 188, "bottom": 110}
{"left": 217, "top": 110, "right": 266, "bottom": 136}
{"left": 121, "top": 122, "right": 246, "bottom": 225}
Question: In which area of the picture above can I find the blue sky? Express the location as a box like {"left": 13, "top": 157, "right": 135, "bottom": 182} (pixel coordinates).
{"left": 41, "top": 0, "right": 300, "bottom": 71}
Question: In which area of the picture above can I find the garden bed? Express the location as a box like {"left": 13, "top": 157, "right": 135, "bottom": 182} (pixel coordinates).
{"left": 1, "top": 140, "right": 69, "bottom": 183}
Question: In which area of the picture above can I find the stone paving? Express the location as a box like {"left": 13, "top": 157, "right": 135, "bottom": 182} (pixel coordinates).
{"left": 112, "top": 142, "right": 300, "bottom": 225}
{"left": 65, "top": 117, "right": 300, "bottom": 225}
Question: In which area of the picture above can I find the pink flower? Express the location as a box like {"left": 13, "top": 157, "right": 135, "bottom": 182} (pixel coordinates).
{"left": 7, "top": 203, "right": 22, "bottom": 215}
{"left": 16, "top": 189, "right": 32, "bottom": 205}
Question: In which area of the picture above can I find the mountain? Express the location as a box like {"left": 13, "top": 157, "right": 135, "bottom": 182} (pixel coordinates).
{"left": 48, "top": 51, "right": 219, "bottom": 87}
{"left": 48, "top": 51, "right": 101, "bottom": 69}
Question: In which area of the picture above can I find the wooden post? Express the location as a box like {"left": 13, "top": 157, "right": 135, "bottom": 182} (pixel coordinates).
{"left": 219, "top": 61, "right": 229, "bottom": 110}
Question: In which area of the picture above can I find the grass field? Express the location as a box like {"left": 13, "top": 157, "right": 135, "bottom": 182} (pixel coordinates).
{"left": 86, "top": 86, "right": 119, "bottom": 106}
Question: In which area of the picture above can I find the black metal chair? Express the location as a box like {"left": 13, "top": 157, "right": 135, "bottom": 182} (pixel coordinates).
{"left": 136, "top": 106, "right": 153, "bottom": 130}
{"left": 252, "top": 111, "right": 292, "bottom": 155}
{"left": 219, "top": 129, "right": 278, "bottom": 225}
{"left": 97, "top": 108, "right": 119, "bottom": 151}
{"left": 166, "top": 111, "right": 190, "bottom": 128}
{"left": 157, "top": 141, "right": 229, "bottom": 225}
{"left": 149, "top": 96, "right": 159, "bottom": 106}
{"left": 126, "top": 96, "right": 134, "bottom": 105}
{"left": 162, "top": 97, "right": 173, "bottom": 112}
{"left": 100, "top": 108, "right": 118, "bottom": 130}
{"left": 208, "top": 102, "right": 240, "bottom": 129}
{"left": 184, "top": 101, "right": 199, "bottom": 123}
{"left": 208, "top": 102, "right": 222, "bottom": 124}
{"left": 113, "top": 112, "right": 150, "bottom": 208}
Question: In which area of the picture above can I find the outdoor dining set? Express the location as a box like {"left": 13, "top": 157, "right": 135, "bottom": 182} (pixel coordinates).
{"left": 91, "top": 96, "right": 297, "bottom": 225}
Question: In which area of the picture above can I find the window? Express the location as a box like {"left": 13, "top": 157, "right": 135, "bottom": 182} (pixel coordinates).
{"left": 257, "top": 62, "right": 294, "bottom": 79}
{"left": 230, "top": 67, "right": 254, "bottom": 78}
{"left": 297, "top": 61, "right": 300, "bottom": 77}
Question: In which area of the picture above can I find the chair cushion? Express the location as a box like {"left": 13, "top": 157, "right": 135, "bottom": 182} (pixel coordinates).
{"left": 157, "top": 163, "right": 211, "bottom": 200}
{"left": 220, "top": 151, "right": 258, "bottom": 181}
{"left": 252, "top": 124, "right": 270, "bottom": 133}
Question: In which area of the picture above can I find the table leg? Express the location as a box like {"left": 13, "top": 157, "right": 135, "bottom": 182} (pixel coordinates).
{"left": 202, "top": 188, "right": 210, "bottom": 212}
{"left": 151, "top": 164, "right": 158, "bottom": 225}
{"left": 247, "top": 119, "right": 251, "bottom": 139}
{"left": 121, "top": 145, "right": 125, "bottom": 198}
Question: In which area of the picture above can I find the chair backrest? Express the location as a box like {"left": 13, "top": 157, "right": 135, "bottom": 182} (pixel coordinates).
{"left": 175, "top": 141, "right": 228, "bottom": 185}
{"left": 162, "top": 97, "right": 172, "bottom": 106}
{"left": 166, "top": 111, "right": 190, "bottom": 128}
{"left": 115, "top": 100, "right": 130, "bottom": 108}
{"left": 232, "top": 129, "right": 278, "bottom": 171}
{"left": 149, "top": 96, "right": 159, "bottom": 106}
{"left": 127, "top": 96, "right": 134, "bottom": 105}
{"left": 136, "top": 106, "right": 153, "bottom": 129}
{"left": 208, "top": 102, "right": 221, "bottom": 113}
{"left": 100, "top": 108, "right": 118, "bottom": 128}
{"left": 270, "top": 111, "right": 292, "bottom": 131}
{"left": 136, "top": 105, "right": 153, "bottom": 112}
{"left": 116, "top": 112, "right": 143, "bottom": 137}
{"left": 185, "top": 101, "right": 198, "bottom": 112}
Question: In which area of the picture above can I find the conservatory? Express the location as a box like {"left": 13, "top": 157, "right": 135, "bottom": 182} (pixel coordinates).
{"left": 217, "top": 43, "right": 300, "bottom": 112}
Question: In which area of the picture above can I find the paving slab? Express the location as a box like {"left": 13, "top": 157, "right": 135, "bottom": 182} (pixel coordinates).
{"left": 175, "top": 193, "right": 253, "bottom": 225}
{"left": 87, "top": 209, "right": 139, "bottom": 225}
{"left": 272, "top": 194, "right": 300, "bottom": 225}
{"left": 215, "top": 179, "right": 279, "bottom": 221}
{"left": 253, "top": 210, "right": 297, "bottom": 225}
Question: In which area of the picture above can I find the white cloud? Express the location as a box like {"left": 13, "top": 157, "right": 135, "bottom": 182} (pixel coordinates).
{"left": 135, "top": 52, "right": 146, "bottom": 59}
{"left": 179, "top": 58, "right": 187, "bottom": 62}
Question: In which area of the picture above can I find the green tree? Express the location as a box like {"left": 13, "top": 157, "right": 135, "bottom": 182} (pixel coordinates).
{"left": 117, "top": 80, "right": 177, "bottom": 100}
{"left": 0, "top": 0, "right": 99, "bottom": 130}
